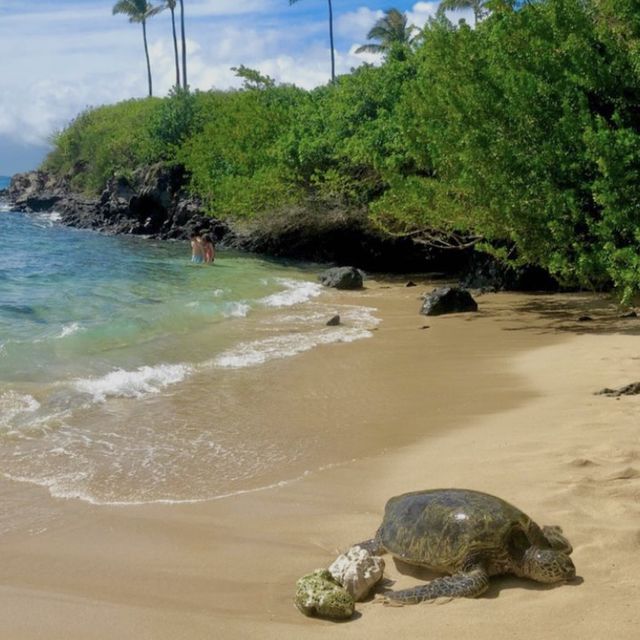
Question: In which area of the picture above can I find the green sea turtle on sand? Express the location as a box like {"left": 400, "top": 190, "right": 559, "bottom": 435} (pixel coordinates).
{"left": 357, "top": 488, "right": 575, "bottom": 604}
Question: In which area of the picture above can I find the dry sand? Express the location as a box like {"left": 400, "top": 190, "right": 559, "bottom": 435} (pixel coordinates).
{"left": 1, "top": 282, "right": 639, "bottom": 639}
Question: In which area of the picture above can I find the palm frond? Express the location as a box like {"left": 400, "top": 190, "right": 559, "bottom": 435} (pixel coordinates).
{"left": 112, "top": 0, "right": 162, "bottom": 22}
{"left": 112, "top": 0, "right": 137, "bottom": 17}
{"left": 359, "top": 8, "right": 417, "bottom": 55}
{"left": 355, "top": 43, "right": 384, "bottom": 54}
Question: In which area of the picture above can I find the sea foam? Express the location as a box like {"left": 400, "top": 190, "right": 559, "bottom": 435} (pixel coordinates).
{"left": 260, "top": 278, "right": 323, "bottom": 308}
{"left": 222, "top": 301, "right": 251, "bottom": 318}
{"left": 2, "top": 460, "right": 345, "bottom": 506}
{"left": 57, "top": 322, "right": 82, "bottom": 338}
{"left": 0, "top": 391, "right": 41, "bottom": 429}
{"left": 32, "top": 211, "right": 62, "bottom": 227}
{"left": 214, "top": 303, "right": 380, "bottom": 368}
{"left": 72, "top": 363, "right": 191, "bottom": 402}
{"left": 213, "top": 327, "right": 373, "bottom": 369}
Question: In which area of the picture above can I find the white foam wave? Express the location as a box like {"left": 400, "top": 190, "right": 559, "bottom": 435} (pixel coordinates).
{"left": 0, "top": 391, "right": 41, "bottom": 428}
{"left": 57, "top": 322, "right": 81, "bottom": 338}
{"left": 340, "top": 305, "right": 381, "bottom": 327}
{"left": 32, "top": 211, "right": 62, "bottom": 227}
{"left": 72, "top": 363, "right": 192, "bottom": 402}
{"left": 3, "top": 471, "right": 92, "bottom": 501}
{"left": 260, "top": 278, "right": 323, "bottom": 308}
{"left": 271, "top": 305, "right": 381, "bottom": 327}
{"left": 222, "top": 301, "right": 251, "bottom": 318}
{"left": 2, "top": 461, "right": 347, "bottom": 506}
{"left": 213, "top": 327, "right": 373, "bottom": 369}
{"left": 272, "top": 311, "right": 329, "bottom": 323}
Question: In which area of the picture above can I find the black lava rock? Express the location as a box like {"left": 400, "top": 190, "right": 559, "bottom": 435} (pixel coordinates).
{"left": 421, "top": 286, "right": 478, "bottom": 316}
{"left": 318, "top": 267, "right": 364, "bottom": 290}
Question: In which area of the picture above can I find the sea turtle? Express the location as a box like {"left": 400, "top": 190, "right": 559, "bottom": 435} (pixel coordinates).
{"left": 357, "top": 488, "right": 576, "bottom": 604}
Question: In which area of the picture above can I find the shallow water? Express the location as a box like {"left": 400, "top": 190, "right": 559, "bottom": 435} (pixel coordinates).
{"left": 0, "top": 207, "right": 379, "bottom": 506}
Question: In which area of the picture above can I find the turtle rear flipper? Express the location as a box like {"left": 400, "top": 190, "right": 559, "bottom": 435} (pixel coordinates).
{"left": 383, "top": 567, "right": 490, "bottom": 604}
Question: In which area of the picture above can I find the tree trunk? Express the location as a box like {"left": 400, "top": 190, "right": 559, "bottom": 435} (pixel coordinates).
{"left": 170, "top": 6, "right": 181, "bottom": 88}
{"left": 327, "top": 0, "right": 335, "bottom": 83}
{"left": 179, "top": 0, "right": 187, "bottom": 90}
{"left": 142, "top": 19, "right": 153, "bottom": 97}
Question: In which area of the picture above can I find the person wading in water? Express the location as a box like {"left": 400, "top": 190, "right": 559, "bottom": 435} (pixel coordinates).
{"left": 190, "top": 232, "right": 204, "bottom": 263}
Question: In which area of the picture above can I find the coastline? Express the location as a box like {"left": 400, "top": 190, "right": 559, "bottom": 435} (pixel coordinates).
{"left": 1, "top": 282, "right": 639, "bottom": 638}
{"left": 3, "top": 170, "right": 564, "bottom": 291}
{"left": 2, "top": 169, "right": 450, "bottom": 274}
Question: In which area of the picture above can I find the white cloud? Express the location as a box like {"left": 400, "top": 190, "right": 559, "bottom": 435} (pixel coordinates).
{"left": 408, "top": 2, "right": 440, "bottom": 26}
{"left": 336, "top": 7, "right": 382, "bottom": 40}
{"left": 187, "top": 0, "right": 279, "bottom": 17}
{"left": 0, "top": 1, "right": 467, "bottom": 173}
{"left": 412, "top": 1, "right": 475, "bottom": 26}
{"left": 348, "top": 43, "right": 382, "bottom": 67}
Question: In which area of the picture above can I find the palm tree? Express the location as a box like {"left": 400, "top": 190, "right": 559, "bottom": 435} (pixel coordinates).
{"left": 289, "top": 0, "right": 336, "bottom": 83}
{"left": 166, "top": 0, "right": 181, "bottom": 88}
{"left": 179, "top": 0, "right": 187, "bottom": 89}
{"left": 113, "top": 0, "right": 163, "bottom": 97}
{"left": 437, "top": 0, "right": 488, "bottom": 26}
{"left": 355, "top": 8, "right": 417, "bottom": 58}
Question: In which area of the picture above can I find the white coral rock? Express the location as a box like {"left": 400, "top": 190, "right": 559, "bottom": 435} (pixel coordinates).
{"left": 328, "top": 546, "right": 385, "bottom": 601}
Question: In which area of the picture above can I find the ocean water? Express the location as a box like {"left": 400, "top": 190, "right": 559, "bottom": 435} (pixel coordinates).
{"left": 0, "top": 202, "right": 379, "bottom": 507}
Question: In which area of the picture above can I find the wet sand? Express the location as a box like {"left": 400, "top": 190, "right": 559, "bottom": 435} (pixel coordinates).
{"left": 1, "top": 282, "right": 639, "bottom": 638}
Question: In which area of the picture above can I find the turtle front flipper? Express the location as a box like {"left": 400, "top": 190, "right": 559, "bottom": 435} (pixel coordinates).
{"left": 383, "top": 567, "right": 490, "bottom": 604}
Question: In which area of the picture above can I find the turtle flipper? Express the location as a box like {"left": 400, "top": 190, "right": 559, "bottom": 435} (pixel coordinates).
{"left": 383, "top": 568, "right": 489, "bottom": 604}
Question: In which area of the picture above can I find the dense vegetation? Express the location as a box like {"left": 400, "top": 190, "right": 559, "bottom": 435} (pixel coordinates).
{"left": 44, "top": 0, "right": 640, "bottom": 299}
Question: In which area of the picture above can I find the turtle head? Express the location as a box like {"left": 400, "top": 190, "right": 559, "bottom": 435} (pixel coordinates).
{"left": 523, "top": 547, "right": 575, "bottom": 583}
{"left": 541, "top": 524, "right": 573, "bottom": 555}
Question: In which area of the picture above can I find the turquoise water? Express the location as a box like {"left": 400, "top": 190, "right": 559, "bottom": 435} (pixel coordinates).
{"left": 0, "top": 205, "right": 378, "bottom": 506}
{"left": 0, "top": 176, "right": 9, "bottom": 189}
{"left": 0, "top": 210, "right": 318, "bottom": 383}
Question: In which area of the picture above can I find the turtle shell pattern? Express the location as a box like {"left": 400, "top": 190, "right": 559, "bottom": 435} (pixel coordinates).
{"left": 377, "top": 488, "right": 546, "bottom": 576}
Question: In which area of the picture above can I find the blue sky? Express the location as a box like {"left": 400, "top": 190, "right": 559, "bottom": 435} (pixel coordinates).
{"left": 0, "top": 1, "right": 466, "bottom": 175}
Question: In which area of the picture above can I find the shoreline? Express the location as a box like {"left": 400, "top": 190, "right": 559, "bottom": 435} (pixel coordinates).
{"left": 1, "top": 170, "right": 452, "bottom": 275}
{"left": 0, "top": 283, "right": 639, "bottom": 638}
{"left": 2, "top": 171, "right": 560, "bottom": 290}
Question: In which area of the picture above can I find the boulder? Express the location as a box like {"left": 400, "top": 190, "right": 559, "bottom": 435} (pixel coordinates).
{"left": 421, "top": 286, "right": 478, "bottom": 316}
{"left": 319, "top": 267, "right": 363, "bottom": 290}
{"left": 328, "top": 546, "right": 385, "bottom": 601}
{"left": 326, "top": 315, "right": 341, "bottom": 326}
{"left": 294, "top": 569, "right": 355, "bottom": 620}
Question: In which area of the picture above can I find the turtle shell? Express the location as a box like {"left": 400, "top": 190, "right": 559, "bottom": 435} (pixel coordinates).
{"left": 378, "top": 489, "right": 542, "bottom": 574}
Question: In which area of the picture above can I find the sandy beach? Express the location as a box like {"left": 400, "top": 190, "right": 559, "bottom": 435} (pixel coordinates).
{"left": 1, "top": 281, "right": 639, "bottom": 639}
